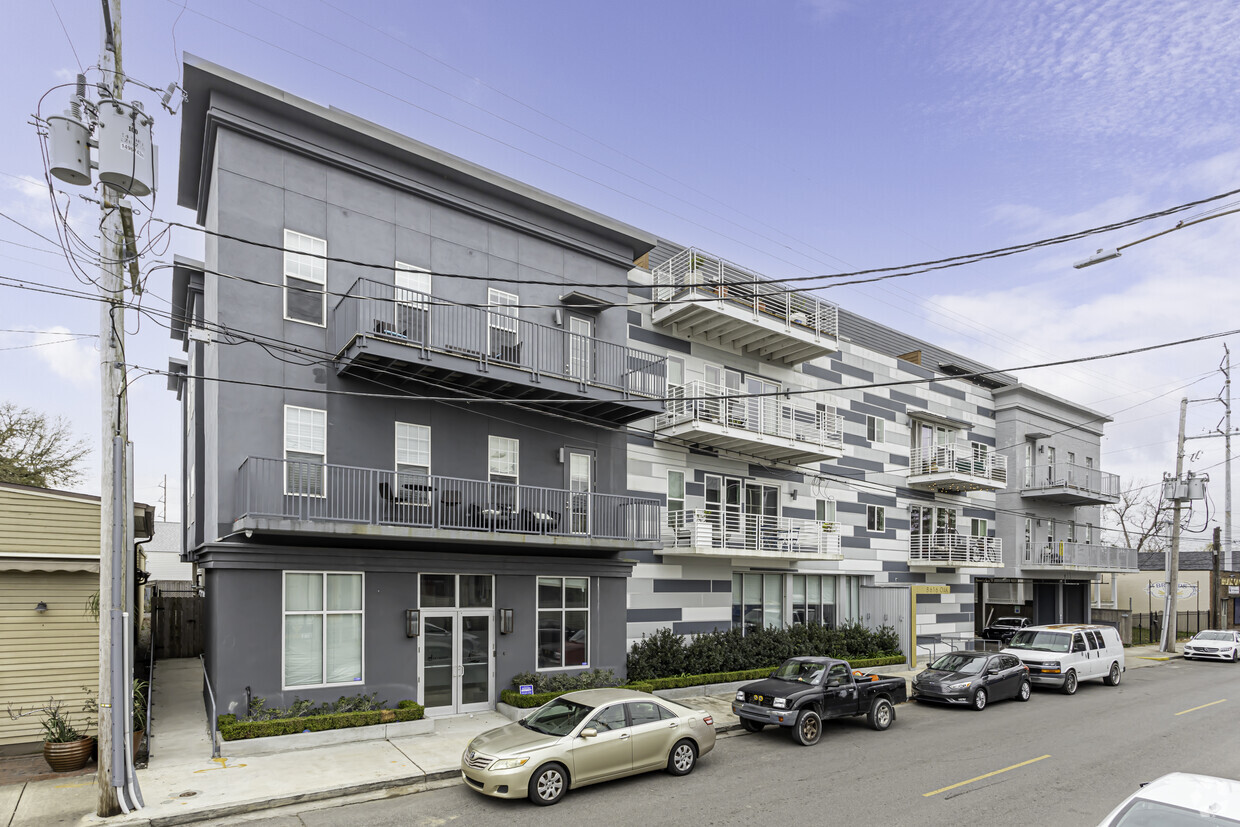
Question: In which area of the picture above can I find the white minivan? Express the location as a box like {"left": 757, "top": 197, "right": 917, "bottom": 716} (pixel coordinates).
{"left": 1001, "top": 624, "right": 1125, "bottom": 695}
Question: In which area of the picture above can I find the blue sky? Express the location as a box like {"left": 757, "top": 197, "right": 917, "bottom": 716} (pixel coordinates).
{"left": 3, "top": 0, "right": 1239, "bottom": 544}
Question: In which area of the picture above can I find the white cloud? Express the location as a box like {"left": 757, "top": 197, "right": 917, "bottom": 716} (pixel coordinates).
{"left": 25, "top": 327, "right": 100, "bottom": 388}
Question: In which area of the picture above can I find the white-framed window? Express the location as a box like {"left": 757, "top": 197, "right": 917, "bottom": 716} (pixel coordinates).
{"left": 732, "top": 572, "right": 783, "bottom": 635}
{"left": 815, "top": 498, "right": 836, "bottom": 524}
{"left": 971, "top": 518, "right": 988, "bottom": 537}
{"left": 667, "top": 470, "right": 685, "bottom": 528}
{"left": 1087, "top": 523, "right": 1094, "bottom": 543}
{"left": 1067, "top": 522, "right": 1076, "bottom": 542}
{"left": 284, "top": 405, "right": 326, "bottom": 496}
{"left": 283, "top": 571, "right": 363, "bottom": 689}
{"left": 866, "top": 415, "right": 884, "bottom": 443}
{"left": 790, "top": 574, "right": 837, "bottom": 627}
{"left": 487, "top": 288, "right": 520, "bottom": 362}
{"left": 537, "top": 576, "right": 589, "bottom": 670}
{"left": 393, "top": 262, "right": 430, "bottom": 341}
{"left": 395, "top": 422, "right": 431, "bottom": 503}
{"left": 489, "top": 435, "right": 519, "bottom": 509}
{"left": 666, "top": 357, "right": 685, "bottom": 388}
{"left": 866, "top": 505, "right": 886, "bottom": 532}
{"left": 283, "top": 229, "right": 327, "bottom": 326}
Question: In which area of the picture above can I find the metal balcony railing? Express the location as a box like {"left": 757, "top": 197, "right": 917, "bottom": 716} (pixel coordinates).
{"left": 1021, "top": 542, "right": 1137, "bottom": 571}
{"left": 909, "top": 533, "right": 1002, "bottom": 566}
{"left": 663, "top": 509, "right": 843, "bottom": 558}
{"left": 1022, "top": 462, "right": 1120, "bottom": 499}
{"left": 332, "top": 278, "right": 667, "bottom": 399}
{"left": 651, "top": 248, "right": 839, "bottom": 339}
{"left": 235, "top": 457, "right": 661, "bottom": 542}
{"left": 909, "top": 443, "right": 1008, "bottom": 485}
{"left": 654, "top": 381, "right": 843, "bottom": 448}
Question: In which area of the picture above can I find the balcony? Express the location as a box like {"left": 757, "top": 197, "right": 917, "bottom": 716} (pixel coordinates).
{"left": 909, "top": 534, "right": 1003, "bottom": 568}
{"left": 1021, "top": 463, "right": 1121, "bottom": 505}
{"left": 331, "top": 278, "right": 667, "bottom": 425}
{"left": 1019, "top": 542, "right": 1138, "bottom": 572}
{"left": 660, "top": 510, "right": 843, "bottom": 561}
{"left": 907, "top": 444, "right": 1007, "bottom": 493}
{"left": 650, "top": 248, "right": 839, "bottom": 365}
{"left": 652, "top": 381, "right": 844, "bottom": 464}
{"left": 234, "top": 457, "right": 661, "bottom": 550}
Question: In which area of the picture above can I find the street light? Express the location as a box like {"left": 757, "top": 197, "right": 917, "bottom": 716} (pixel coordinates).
{"left": 1073, "top": 248, "right": 1121, "bottom": 269}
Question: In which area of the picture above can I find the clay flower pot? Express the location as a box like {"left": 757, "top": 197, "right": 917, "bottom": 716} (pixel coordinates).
{"left": 43, "top": 736, "right": 96, "bottom": 772}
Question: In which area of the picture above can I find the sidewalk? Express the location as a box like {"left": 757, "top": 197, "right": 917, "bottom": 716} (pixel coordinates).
{"left": 0, "top": 644, "right": 1180, "bottom": 826}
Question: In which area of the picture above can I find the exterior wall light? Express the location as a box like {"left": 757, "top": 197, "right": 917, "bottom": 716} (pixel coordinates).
{"left": 499, "top": 608, "right": 514, "bottom": 635}
{"left": 35, "top": 601, "right": 48, "bottom": 613}
{"left": 405, "top": 609, "right": 420, "bottom": 638}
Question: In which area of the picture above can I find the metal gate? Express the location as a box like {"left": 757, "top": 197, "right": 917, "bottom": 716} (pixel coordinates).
{"left": 152, "top": 581, "right": 204, "bottom": 659}
{"left": 860, "top": 585, "right": 910, "bottom": 664}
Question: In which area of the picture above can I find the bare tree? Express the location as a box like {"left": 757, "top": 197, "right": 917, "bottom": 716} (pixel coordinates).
{"left": 1105, "top": 480, "right": 1171, "bottom": 554}
{"left": 0, "top": 403, "right": 90, "bottom": 488}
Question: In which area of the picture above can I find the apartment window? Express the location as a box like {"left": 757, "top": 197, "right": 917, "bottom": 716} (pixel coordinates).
{"left": 487, "top": 289, "right": 520, "bottom": 362}
{"left": 489, "top": 436, "right": 518, "bottom": 510}
{"left": 394, "top": 262, "right": 430, "bottom": 341}
{"left": 395, "top": 423, "right": 431, "bottom": 503}
{"left": 1087, "top": 523, "right": 1094, "bottom": 543}
{"left": 284, "top": 405, "right": 326, "bottom": 496}
{"left": 1067, "top": 522, "right": 1076, "bottom": 543}
{"left": 732, "top": 572, "right": 783, "bottom": 635}
{"left": 866, "top": 505, "right": 886, "bottom": 532}
{"left": 815, "top": 498, "right": 836, "bottom": 525}
{"left": 283, "top": 572, "right": 363, "bottom": 689}
{"left": 283, "top": 230, "right": 327, "bottom": 326}
{"left": 971, "top": 518, "right": 988, "bottom": 537}
{"left": 866, "top": 415, "right": 885, "bottom": 443}
{"left": 791, "top": 574, "right": 837, "bottom": 627}
{"left": 667, "top": 470, "right": 685, "bottom": 529}
{"left": 666, "top": 357, "right": 685, "bottom": 388}
{"left": 537, "top": 577, "right": 589, "bottom": 670}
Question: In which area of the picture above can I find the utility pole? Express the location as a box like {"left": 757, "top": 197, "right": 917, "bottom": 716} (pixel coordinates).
{"left": 1224, "top": 345, "right": 1233, "bottom": 570}
{"left": 1214, "top": 526, "right": 1223, "bottom": 629}
{"left": 1160, "top": 398, "right": 1188, "bottom": 653}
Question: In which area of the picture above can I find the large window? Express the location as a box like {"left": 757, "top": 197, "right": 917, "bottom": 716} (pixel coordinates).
{"left": 732, "top": 572, "right": 783, "bottom": 635}
{"left": 489, "top": 436, "right": 519, "bottom": 510}
{"left": 395, "top": 422, "right": 430, "bottom": 503}
{"left": 284, "top": 405, "right": 326, "bottom": 496}
{"left": 791, "top": 574, "right": 836, "bottom": 627}
{"left": 283, "top": 229, "right": 327, "bottom": 326}
{"left": 283, "top": 572, "right": 363, "bottom": 689}
{"left": 538, "top": 577, "right": 589, "bottom": 670}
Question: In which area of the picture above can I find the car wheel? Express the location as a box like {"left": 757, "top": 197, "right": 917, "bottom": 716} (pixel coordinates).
{"left": 527, "top": 763, "right": 568, "bottom": 806}
{"left": 868, "top": 698, "right": 894, "bottom": 731}
{"left": 666, "top": 739, "right": 697, "bottom": 776}
{"left": 1061, "top": 669, "right": 1078, "bottom": 695}
{"left": 1017, "top": 680, "right": 1032, "bottom": 702}
{"left": 740, "top": 718, "right": 765, "bottom": 733}
{"left": 792, "top": 709, "right": 822, "bottom": 746}
{"left": 972, "top": 688, "right": 988, "bottom": 711}
{"left": 1104, "top": 662, "right": 1121, "bottom": 686}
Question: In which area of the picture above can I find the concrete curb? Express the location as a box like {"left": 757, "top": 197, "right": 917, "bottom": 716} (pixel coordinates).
{"left": 221, "top": 718, "right": 435, "bottom": 756}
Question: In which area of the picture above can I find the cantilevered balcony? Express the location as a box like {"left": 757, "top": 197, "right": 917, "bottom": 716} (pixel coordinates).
{"left": 650, "top": 248, "right": 839, "bottom": 365}
{"left": 907, "top": 444, "right": 1007, "bottom": 493}
{"left": 1021, "top": 463, "right": 1121, "bottom": 505}
{"left": 1019, "top": 542, "right": 1138, "bottom": 572}
{"left": 652, "top": 381, "right": 844, "bottom": 464}
{"left": 234, "top": 457, "right": 661, "bottom": 550}
{"left": 660, "top": 510, "right": 843, "bottom": 561}
{"left": 331, "top": 278, "right": 666, "bottom": 425}
{"left": 908, "top": 534, "right": 1003, "bottom": 568}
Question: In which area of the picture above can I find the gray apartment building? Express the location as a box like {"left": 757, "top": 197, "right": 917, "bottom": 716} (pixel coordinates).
{"left": 168, "top": 57, "right": 1137, "bottom": 717}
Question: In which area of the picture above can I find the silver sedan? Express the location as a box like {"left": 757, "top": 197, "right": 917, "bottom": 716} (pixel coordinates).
{"left": 460, "top": 688, "right": 715, "bottom": 806}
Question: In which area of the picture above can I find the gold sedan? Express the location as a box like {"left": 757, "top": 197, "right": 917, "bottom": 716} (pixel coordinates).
{"left": 461, "top": 688, "right": 716, "bottom": 806}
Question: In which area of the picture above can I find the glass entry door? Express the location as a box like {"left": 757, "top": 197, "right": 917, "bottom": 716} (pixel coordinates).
{"left": 421, "top": 611, "right": 493, "bottom": 716}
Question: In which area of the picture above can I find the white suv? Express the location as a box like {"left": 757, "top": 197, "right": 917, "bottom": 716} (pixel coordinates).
{"left": 1001, "top": 624, "right": 1124, "bottom": 695}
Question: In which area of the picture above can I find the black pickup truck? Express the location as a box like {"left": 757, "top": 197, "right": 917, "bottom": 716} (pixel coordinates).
{"left": 731, "top": 656, "right": 907, "bottom": 745}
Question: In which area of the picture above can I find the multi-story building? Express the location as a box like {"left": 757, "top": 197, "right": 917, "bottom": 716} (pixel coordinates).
{"left": 170, "top": 56, "right": 667, "bottom": 717}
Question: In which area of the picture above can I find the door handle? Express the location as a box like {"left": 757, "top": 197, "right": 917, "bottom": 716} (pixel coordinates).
{"left": 668, "top": 722, "right": 678, "bottom": 728}
{"left": 619, "top": 734, "right": 630, "bottom": 740}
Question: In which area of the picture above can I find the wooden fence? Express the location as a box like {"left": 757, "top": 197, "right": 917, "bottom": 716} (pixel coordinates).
{"left": 152, "top": 581, "right": 203, "bottom": 659}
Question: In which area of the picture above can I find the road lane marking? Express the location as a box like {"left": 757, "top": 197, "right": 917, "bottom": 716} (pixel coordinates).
{"left": 923, "top": 755, "right": 1051, "bottom": 797}
{"left": 1175, "top": 699, "right": 1226, "bottom": 716}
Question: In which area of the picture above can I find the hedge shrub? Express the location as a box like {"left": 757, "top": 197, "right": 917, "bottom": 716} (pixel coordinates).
{"left": 217, "top": 702, "right": 424, "bottom": 740}
{"left": 626, "top": 622, "right": 902, "bottom": 682}
{"left": 508, "top": 668, "right": 619, "bottom": 695}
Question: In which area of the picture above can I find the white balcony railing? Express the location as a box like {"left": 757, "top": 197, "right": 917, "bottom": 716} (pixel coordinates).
{"left": 909, "top": 444, "right": 1008, "bottom": 486}
{"left": 1021, "top": 542, "right": 1137, "bottom": 571}
{"left": 663, "top": 510, "right": 842, "bottom": 558}
{"left": 909, "top": 533, "right": 1002, "bottom": 566}
{"left": 655, "top": 381, "right": 843, "bottom": 448}
{"left": 1023, "top": 462, "right": 1120, "bottom": 499}
{"left": 651, "top": 248, "right": 839, "bottom": 340}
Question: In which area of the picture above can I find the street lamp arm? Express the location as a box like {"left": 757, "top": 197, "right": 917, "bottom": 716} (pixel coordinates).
{"left": 1074, "top": 206, "right": 1240, "bottom": 268}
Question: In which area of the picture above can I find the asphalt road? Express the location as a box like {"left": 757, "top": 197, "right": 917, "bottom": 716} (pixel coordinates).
{"left": 218, "top": 658, "right": 1240, "bottom": 827}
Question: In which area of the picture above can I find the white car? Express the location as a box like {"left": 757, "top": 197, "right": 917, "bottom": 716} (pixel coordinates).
{"left": 1183, "top": 630, "right": 1240, "bottom": 662}
{"left": 1096, "top": 772, "right": 1240, "bottom": 826}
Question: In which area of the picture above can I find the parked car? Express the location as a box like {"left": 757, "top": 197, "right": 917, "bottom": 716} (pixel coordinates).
{"left": 912, "top": 651, "right": 1031, "bottom": 710}
{"left": 1183, "top": 630, "right": 1240, "bottom": 662}
{"left": 1095, "top": 772, "right": 1240, "bottom": 826}
{"left": 981, "top": 616, "right": 1031, "bottom": 645}
{"left": 1002, "top": 624, "right": 1125, "bottom": 695}
{"left": 732, "top": 656, "right": 907, "bottom": 745}
{"left": 460, "top": 688, "right": 715, "bottom": 806}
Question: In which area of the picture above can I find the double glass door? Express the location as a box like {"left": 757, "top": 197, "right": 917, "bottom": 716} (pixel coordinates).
{"left": 419, "top": 573, "right": 494, "bottom": 716}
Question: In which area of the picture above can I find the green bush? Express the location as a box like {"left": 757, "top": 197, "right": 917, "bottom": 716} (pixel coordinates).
{"left": 508, "top": 668, "right": 618, "bottom": 695}
{"left": 217, "top": 701, "right": 424, "bottom": 741}
{"left": 626, "top": 622, "right": 903, "bottom": 681}
{"left": 245, "top": 692, "right": 387, "bottom": 722}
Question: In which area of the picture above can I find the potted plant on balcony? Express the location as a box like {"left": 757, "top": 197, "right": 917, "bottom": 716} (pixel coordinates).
{"left": 6, "top": 698, "right": 96, "bottom": 772}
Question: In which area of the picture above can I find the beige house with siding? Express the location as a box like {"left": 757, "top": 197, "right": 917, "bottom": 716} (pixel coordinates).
{"left": 0, "top": 482, "right": 152, "bottom": 752}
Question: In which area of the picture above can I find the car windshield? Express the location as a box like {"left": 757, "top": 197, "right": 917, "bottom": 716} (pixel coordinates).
{"left": 1007, "top": 630, "right": 1071, "bottom": 653}
{"left": 772, "top": 661, "right": 826, "bottom": 684}
{"left": 1195, "top": 631, "right": 1233, "bottom": 641}
{"left": 928, "top": 653, "right": 986, "bottom": 674}
{"left": 1107, "top": 799, "right": 1240, "bottom": 826}
{"left": 995, "top": 617, "right": 1023, "bottom": 627}
{"left": 520, "top": 698, "right": 592, "bottom": 736}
